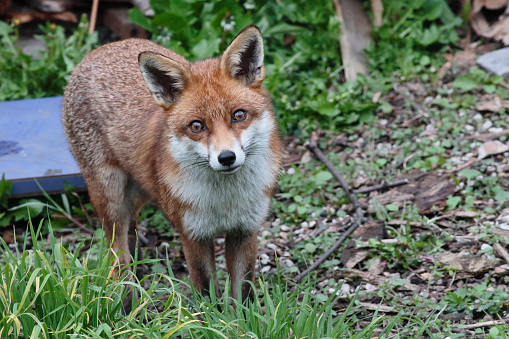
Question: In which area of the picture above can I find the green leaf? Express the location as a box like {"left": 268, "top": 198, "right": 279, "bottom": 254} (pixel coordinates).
{"left": 452, "top": 74, "right": 480, "bottom": 91}
{"left": 386, "top": 204, "right": 399, "bottom": 212}
{"left": 316, "top": 102, "right": 338, "bottom": 117}
{"left": 494, "top": 186, "right": 509, "bottom": 202}
{"left": 191, "top": 38, "right": 221, "bottom": 59}
{"left": 446, "top": 195, "right": 461, "bottom": 210}
{"left": 459, "top": 169, "right": 481, "bottom": 180}
{"left": 304, "top": 243, "right": 316, "bottom": 253}
{"left": 128, "top": 7, "right": 154, "bottom": 31}
{"left": 314, "top": 171, "right": 333, "bottom": 186}
{"left": 0, "top": 174, "right": 12, "bottom": 209}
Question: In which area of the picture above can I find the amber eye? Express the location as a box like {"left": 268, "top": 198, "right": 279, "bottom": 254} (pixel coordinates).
{"left": 232, "top": 109, "right": 247, "bottom": 122}
{"left": 189, "top": 120, "right": 206, "bottom": 133}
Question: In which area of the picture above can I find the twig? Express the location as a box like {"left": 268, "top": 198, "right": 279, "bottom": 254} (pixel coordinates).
{"left": 306, "top": 132, "right": 365, "bottom": 222}
{"left": 352, "top": 179, "right": 409, "bottom": 194}
{"left": 293, "top": 220, "right": 359, "bottom": 282}
{"left": 309, "top": 218, "right": 328, "bottom": 237}
{"left": 460, "top": 319, "right": 509, "bottom": 330}
{"left": 63, "top": 212, "right": 95, "bottom": 234}
{"left": 494, "top": 243, "right": 509, "bottom": 265}
{"left": 89, "top": 0, "right": 100, "bottom": 34}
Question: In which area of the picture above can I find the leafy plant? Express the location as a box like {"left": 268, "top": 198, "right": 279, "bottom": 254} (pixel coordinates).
{"left": 442, "top": 283, "right": 509, "bottom": 317}
{"left": 367, "top": 0, "right": 462, "bottom": 78}
{"left": 0, "top": 15, "right": 98, "bottom": 101}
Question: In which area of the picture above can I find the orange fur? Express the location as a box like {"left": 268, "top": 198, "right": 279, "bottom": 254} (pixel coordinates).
{"left": 62, "top": 26, "right": 282, "bottom": 300}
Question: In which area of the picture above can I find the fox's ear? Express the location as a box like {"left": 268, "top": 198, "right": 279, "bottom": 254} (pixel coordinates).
{"left": 220, "top": 25, "right": 265, "bottom": 87}
{"left": 139, "top": 52, "right": 190, "bottom": 109}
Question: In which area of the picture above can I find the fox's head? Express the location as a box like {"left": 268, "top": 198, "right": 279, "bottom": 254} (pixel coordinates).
{"left": 138, "top": 25, "right": 276, "bottom": 176}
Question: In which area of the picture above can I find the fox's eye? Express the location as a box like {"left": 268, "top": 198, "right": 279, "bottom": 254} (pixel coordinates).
{"left": 189, "top": 120, "right": 206, "bottom": 133}
{"left": 232, "top": 110, "right": 247, "bottom": 122}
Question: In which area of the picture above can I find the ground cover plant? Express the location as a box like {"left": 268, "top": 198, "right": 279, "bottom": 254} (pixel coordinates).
{"left": 2, "top": 0, "right": 509, "bottom": 337}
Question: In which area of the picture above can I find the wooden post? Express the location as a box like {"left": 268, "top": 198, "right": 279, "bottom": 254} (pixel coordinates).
{"left": 333, "top": 0, "right": 373, "bottom": 81}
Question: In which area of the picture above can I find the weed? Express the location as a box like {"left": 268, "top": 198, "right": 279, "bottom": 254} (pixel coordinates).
{"left": 0, "top": 16, "right": 98, "bottom": 101}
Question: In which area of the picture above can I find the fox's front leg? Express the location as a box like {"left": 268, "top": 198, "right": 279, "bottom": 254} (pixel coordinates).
{"left": 180, "top": 233, "right": 217, "bottom": 297}
{"left": 225, "top": 231, "right": 258, "bottom": 301}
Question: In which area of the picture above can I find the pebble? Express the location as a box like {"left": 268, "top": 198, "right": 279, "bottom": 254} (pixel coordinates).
{"left": 271, "top": 218, "right": 281, "bottom": 227}
{"left": 261, "top": 230, "right": 271, "bottom": 237}
{"left": 267, "top": 243, "right": 278, "bottom": 250}
{"left": 301, "top": 221, "right": 309, "bottom": 228}
{"left": 280, "top": 225, "right": 290, "bottom": 232}
{"left": 260, "top": 253, "right": 270, "bottom": 265}
{"left": 482, "top": 120, "right": 493, "bottom": 130}
{"left": 473, "top": 113, "right": 483, "bottom": 120}
{"left": 287, "top": 167, "right": 295, "bottom": 175}
{"left": 261, "top": 266, "right": 271, "bottom": 273}
{"left": 464, "top": 124, "right": 474, "bottom": 131}
{"left": 379, "top": 119, "right": 388, "bottom": 126}
{"left": 489, "top": 127, "right": 504, "bottom": 133}
{"left": 364, "top": 283, "right": 376, "bottom": 291}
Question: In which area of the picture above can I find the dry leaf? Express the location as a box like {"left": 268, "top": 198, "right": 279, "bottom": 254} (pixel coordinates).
{"left": 478, "top": 140, "right": 509, "bottom": 159}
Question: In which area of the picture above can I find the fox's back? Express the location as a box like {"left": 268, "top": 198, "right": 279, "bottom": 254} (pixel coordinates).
{"left": 62, "top": 39, "right": 185, "bottom": 153}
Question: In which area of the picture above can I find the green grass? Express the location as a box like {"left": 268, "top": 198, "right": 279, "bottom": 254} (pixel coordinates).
{"left": 4, "top": 214, "right": 500, "bottom": 338}
{"left": 0, "top": 217, "right": 451, "bottom": 338}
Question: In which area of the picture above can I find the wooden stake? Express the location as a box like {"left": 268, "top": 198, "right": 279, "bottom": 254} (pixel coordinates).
{"left": 89, "top": 0, "right": 99, "bottom": 34}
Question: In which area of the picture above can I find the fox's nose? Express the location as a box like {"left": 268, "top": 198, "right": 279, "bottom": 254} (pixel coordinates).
{"left": 218, "top": 150, "right": 236, "bottom": 166}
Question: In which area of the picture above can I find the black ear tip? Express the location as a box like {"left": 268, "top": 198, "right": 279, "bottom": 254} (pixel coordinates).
{"left": 238, "top": 25, "right": 262, "bottom": 37}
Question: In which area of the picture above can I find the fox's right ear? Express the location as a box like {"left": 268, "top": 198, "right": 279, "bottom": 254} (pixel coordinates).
{"left": 139, "top": 52, "right": 190, "bottom": 109}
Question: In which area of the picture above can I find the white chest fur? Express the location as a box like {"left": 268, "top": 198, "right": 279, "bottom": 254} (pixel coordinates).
{"left": 167, "top": 111, "right": 277, "bottom": 239}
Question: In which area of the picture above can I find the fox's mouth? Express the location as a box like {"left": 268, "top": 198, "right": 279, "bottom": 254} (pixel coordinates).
{"left": 219, "top": 166, "right": 241, "bottom": 174}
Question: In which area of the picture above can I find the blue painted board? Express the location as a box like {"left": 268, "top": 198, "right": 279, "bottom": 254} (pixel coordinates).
{"left": 0, "top": 96, "right": 86, "bottom": 196}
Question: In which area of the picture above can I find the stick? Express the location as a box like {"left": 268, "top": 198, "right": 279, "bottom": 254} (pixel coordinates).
{"left": 494, "top": 243, "right": 509, "bottom": 265}
{"left": 306, "top": 132, "right": 365, "bottom": 222}
{"left": 460, "top": 319, "right": 509, "bottom": 330}
{"left": 352, "top": 179, "right": 409, "bottom": 194}
{"left": 89, "top": 0, "right": 99, "bottom": 34}
{"left": 294, "top": 220, "right": 359, "bottom": 282}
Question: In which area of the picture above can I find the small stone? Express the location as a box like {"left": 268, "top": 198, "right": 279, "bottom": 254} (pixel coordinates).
{"left": 489, "top": 127, "right": 504, "bottom": 133}
{"left": 271, "top": 218, "right": 281, "bottom": 227}
{"left": 364, "top": 283, "right": 376, "bottom": 291}
{"left": 473, "top": 113, "right": 483, "bottom": 120}
{"left": 267, "top": 243, "right": 278, "bottom": 250}
{"left": 301, "top": 221, "right": 309, "bottom": 228}
{"left": 340, "top": 283, "right": 351, "bottom": 295}
{"left": 261, "top": 230, "right": 271, "bottom": 237}
{"left": 477, "top": 47, "right": 509, "bottom": 78}
{"left": 465, "top": 124, "right": 474, "bottom": 131}
{"left": 482, "top": 120, "right": 493, "bottom": 130}
{"left": 261, "top": 266, "right": 271, "bottom": 273}
{"left": 379, "top": 119, "right": 388, "bottom": 126}
{"left": 280, "top": 225, "right": 290, "bottom": 232}
{"left": 287, "top": 167, "right": 295, "bottom": 175}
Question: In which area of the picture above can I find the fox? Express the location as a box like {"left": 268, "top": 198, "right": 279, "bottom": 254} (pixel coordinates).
{"left": 62, "top": 25, "right": 282, "bottom": 301}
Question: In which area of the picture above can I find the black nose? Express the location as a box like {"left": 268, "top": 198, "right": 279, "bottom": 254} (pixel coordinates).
{"left": 218, "top": 150, "right": 236, "bottom": 166}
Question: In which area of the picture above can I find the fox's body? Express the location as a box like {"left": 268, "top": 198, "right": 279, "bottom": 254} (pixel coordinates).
{"left": 62, "top": 26, "right": 281, "bottom": 300}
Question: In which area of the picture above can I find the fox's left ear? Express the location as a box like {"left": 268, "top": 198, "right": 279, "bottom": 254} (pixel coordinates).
{"left": 220, "top": 25, "right": 265, "bottom": 87}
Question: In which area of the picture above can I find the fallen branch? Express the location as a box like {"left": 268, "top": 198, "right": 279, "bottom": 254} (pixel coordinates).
{"left": 294, "top": 220, "right": 359, "bottom": 282}
{"left": 494, "top": 243, "right": 509, "bottom": 265}
{"left": 293, "top": 132, "right": 367, "bottom": 283}
{"left": 460, "top": 318, "right": 509, "bottom": 330}
{"left": 306, "top": 132, "right": 365, "bottom": 222}
{"left": 352, "top": 179, "right": 409, "bottom": 194}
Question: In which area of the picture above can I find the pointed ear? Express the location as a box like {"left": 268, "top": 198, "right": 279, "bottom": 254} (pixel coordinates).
{"left": 139, "top": 52, "right": 190, "bottom": 109}
{"left": 220, "top": 25, "right": 265, "bottom": 87}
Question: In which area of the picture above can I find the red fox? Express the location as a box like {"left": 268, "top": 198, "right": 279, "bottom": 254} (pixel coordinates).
{"left": 62, "top": 25, "right": 282, "bottom": 301}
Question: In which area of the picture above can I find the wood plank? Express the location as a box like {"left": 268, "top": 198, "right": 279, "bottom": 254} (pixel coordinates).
{"left": 334, "top": 0, "right": 372, "bottom": 81}
{"left": 0, "top": 96, "right": 86, "bottom": 197}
